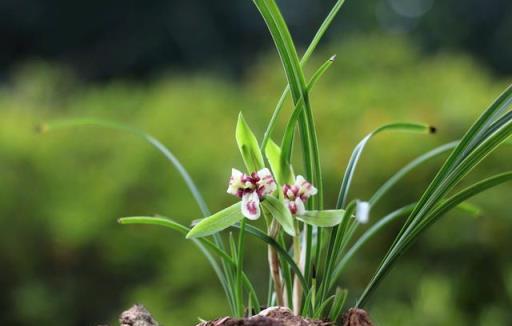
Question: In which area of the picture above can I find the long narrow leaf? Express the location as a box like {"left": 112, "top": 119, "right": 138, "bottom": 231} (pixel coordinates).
{"left": 238, "top": 223, "right": 309, "bottom": 291}
{"left": 337, "top": 122, "right": 435, "bottom": 208}
{"left": 297, "top": 209, "right": 347, "bottom": 227}
{"left": 119, "top": 216, "right": 260, "bottom": 311}
{"left": 280, "top": 56, "right": 336, "bottom": 166}
{"left": 369, "top": 142, "right": 458, "bottom": 206}
{"left": 187, "top": 203, "right": 243, "bottom": 238}
{"left": 40, "top": 118, "right": 210, "bottom": 217}
{"left": 261, "top": 196, "right": 296, "bottom": 236}
{"left": 329, "top": 204, "right": 415, "bottom": 290}
{"left": 236, "top": 113, "right": 265, "bottom": 172}
{"left": 261, "top": 0, "right": 347, "bottom": 149}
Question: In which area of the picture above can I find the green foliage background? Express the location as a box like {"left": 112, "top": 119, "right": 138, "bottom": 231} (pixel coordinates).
{"left": 1, "top": 35, "right": 511, "bottom": 325}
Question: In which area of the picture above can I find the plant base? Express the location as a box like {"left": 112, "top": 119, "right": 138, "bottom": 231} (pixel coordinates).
{"left": 100, "top": 305, "right": 374, "bottom": 326}
{"left": 196, "top": 307, "right": 331, "bottom": 325}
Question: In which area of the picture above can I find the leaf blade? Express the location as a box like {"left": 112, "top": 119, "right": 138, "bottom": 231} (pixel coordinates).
{"left": 187, "top": 203, "right": 244, "bottom": 238}
{"left": 261, "top": 196, "right": 296, "bottom": 236}
{"left": 236, "top": 112, "right": 265, "bottom": 172}
{"left": 297, "top": 209, "right": 347, "bottom": 227}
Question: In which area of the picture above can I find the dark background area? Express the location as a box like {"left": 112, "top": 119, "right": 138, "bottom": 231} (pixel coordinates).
{"left": 1, "top": 0, "right": 511, "bottom": 80}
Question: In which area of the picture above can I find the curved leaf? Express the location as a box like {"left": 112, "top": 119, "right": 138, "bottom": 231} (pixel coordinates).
{"left": 187, "top": 203, "right": 243, "bottom": 238}
{"left": 240, "top": 223, "right": 308, "bottom": 292}
{"left": 297, "top": 209, "right": 347, "bottom": 227}
{"left": 261, "top": 196, "right": 295, "bottom": 236}
{"left": 369, "top": 142, "right": 458, "bottom": 206}
{"left": 236, "top": 112, "right": 265, "bottom": 172}
{"left": 118, "top": 216, "right": 261, "bottom": 311}
{"left": 40, "top": 118, "right": 210, "bottom": 217}
{"left": 337, "top": 122, "right": 435, "bottom": 208}
{"left": 265, "top": 139, "right": 293, "bottom": 185}
{"left": 261, "top": 0, "right": 347, "bottom": 150}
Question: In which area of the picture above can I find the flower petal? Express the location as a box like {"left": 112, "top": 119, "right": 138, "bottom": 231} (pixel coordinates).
{"left": 241, "top": 191, "right": 261, "bottom": 220}
{"left": 227, "top": 168, "right": 244, "bottom": 196}
{"left": 286, "top": 198, "right": 297, "bottom": 215}
{"left": 295, "top": 175, "right": 318, "bottom": 199}
{"left": 294, "top": 198, "right": 306, "bottom": 216}
{"left": 256, "top": 168, "right": 277, "bottom": 196}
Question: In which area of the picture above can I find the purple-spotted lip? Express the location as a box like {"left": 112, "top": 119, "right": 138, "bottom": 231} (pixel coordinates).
{"left": 282, "top": 184, "right": 308, "bottom": 202}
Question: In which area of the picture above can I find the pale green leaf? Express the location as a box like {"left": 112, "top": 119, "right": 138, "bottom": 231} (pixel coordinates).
{"left": 264, "top": 139, "right": 293, "bottom": 185}
{"left": 236, "top": 112, "right": 265, "bottom": 172}
{"left": 187, "top": 203, "right": 243, "bottom": 238}
{"left": 297, "top": 209, "right": 347, "bottom": 227}
{"left": 261, "top": 196, "right": 295, "bottom": 236}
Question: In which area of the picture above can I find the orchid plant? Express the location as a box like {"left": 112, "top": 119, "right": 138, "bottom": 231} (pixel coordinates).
{"left": 41, "top": 0, "right": 512, "bottom": 323}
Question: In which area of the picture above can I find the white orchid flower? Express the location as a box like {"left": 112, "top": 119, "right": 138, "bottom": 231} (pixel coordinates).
{"left": 282, "top": 175, "right": 318, "bottom": 216}
{"left": 227, "top": 168, "right": 277, "bottom": 220}
{"left": 356, "top": 201, "right": 371, "bottom": 224}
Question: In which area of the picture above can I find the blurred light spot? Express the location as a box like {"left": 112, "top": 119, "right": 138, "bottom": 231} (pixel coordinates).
{"left": 376, "top": 1, "right": 418, "bottom": 34}
{"left": 389, "top": 0, "right": 434, "bottom": 18}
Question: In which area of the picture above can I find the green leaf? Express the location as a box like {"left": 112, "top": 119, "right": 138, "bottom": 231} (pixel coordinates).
{"left": 187, "top": 203, "right": 244, "bottom": 238}
{"left": 118, "top": 215, "right": 260, "bottom": 312}
{"left": 330, "top": 203, "right": 416, "bottom": 290}
{"left": 240, "top": 223, "right": 308, "bottom": 291}
{"left": 280, "top": 55, "right": 336, "bottom": 167}
{"left": 252, "top": 0, "right": 322, "bottom": 212}
{"left": 328, "top": 288, "right": 348, "bottom": 322}
{"left": 297, "top": 209, "right": 347, "bottom": 227}
{"left": 236, "top": 112, "right": 265, "bottom": 172}
{"left": 261, "top": 196, "right": 295, "bottom": 236}
{"left": 369, "top": 141, "right": 458, "bottom": 206}
{"left": 337, "top": 122, "right": 435, "bottom": 208}
{"left": 261, "top": 0, "right": 347, "bottom": 150}
{"left": 265, "top": 139, "right": 293, "bottom": 185}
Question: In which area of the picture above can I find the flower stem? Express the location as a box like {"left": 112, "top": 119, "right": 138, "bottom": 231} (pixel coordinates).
{"left": 292, "top": 222, "right": 303, "bottom": 314}
{"left": 267, "top": 219, "right": 285, "bottom": 307}
{"left": 236, "top": 219, "right": 246, "bottom": 317}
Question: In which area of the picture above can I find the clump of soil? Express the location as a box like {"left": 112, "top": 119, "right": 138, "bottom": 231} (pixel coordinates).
{"left": 119, "top": 304, "right": 159, "bottom": 326}
{"left": 341, "top": 308, "right": 373, "bottom": 326}
{"left": 195, "top": 307, "right": 332, "bottom": 326}
{"left": 102, "top": 304, "right": 374, "bottom": 326}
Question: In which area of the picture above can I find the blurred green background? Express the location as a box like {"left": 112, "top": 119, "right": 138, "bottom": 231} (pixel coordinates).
{"left": 1, "top": 1, "right": 512, "bottom": 325}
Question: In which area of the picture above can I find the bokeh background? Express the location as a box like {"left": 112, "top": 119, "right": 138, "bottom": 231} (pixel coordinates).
{"left": 1, "top": 0, "right": 512, "bottom": 325}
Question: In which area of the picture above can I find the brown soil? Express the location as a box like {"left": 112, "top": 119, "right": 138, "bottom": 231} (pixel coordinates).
{"left": 103, "top": 304, "right": 374, "bottom": 326}
{"left": 341, "top": 308, "right": 374, "bottom": 326}
{"left": 195, "top": 307, "right": 332, "bottom": 326}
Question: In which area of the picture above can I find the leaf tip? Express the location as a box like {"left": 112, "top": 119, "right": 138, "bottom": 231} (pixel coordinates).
{"left": 329, "top": 54, "right": 337, "bottom": 62}
{"left": 237, "top": 111, "right": 246, "bottom": 123}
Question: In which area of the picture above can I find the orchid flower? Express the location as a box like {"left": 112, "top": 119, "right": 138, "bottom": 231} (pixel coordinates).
{"left": 227, "top": 168, "right": 277, "bottom": 220}
{"left": 282, "top": 175, "right": 318, "bottom": 216}
{"left": 356, "top": 200, "right": 371, "bottom": 224}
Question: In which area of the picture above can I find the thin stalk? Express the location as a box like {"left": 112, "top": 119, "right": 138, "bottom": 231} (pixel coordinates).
{"left": 268, "top": 219, "right": 285, "bottom": 306}
{"left": 278, "top": 232, "right": 294, "bottom": 308}
{"left": 318, "top": 201, "right": 356, "bottom": 303}
{"left": 292, "top": 222, "right": 303, "bottom": 314}
{"left": 236, "top": 219, "right": 247, "bottom": 317}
